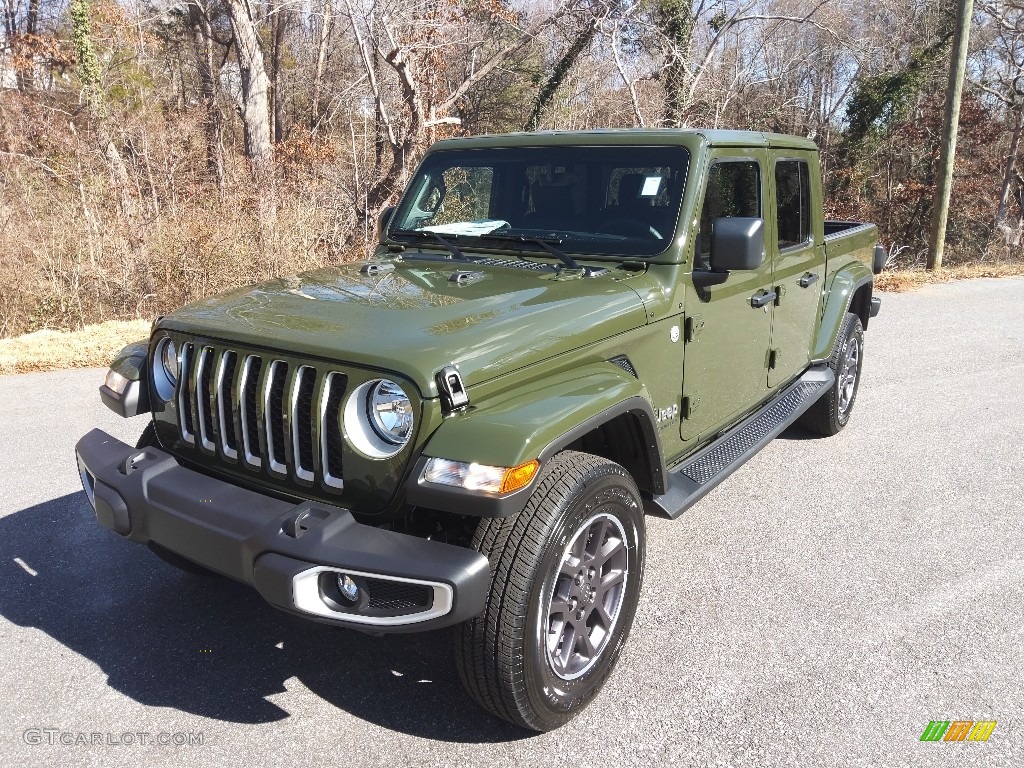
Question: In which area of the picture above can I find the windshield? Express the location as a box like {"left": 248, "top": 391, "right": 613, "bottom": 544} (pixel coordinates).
{"left": 389, "top": 145, "right": 690, "bottom": 258}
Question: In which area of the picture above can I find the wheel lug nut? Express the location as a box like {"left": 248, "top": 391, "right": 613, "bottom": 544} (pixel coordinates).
{"left": 576, "top": 609, "right": 585, "bottom": 621}
{"left": 575, "top": 574, "right": 584, "bottom": 586}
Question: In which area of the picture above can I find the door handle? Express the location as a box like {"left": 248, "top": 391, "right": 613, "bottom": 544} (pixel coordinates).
{"left": 798, "top": 272, "right": 819, "bottom": 288}
{"left": 750, "top": 290, "right": 777, "bottom": 308}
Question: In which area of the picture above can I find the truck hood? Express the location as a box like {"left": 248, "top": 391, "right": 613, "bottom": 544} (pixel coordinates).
{"left": 158, "top": 260, "right": 648, "bottom": 397}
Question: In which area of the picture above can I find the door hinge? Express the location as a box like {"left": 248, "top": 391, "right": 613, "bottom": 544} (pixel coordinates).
{"left": 681, "top": 395, "right": 700, "bottom": 418}
{"left": 775, "top": 285, "right": 785, "bottom": 305}
{"left": 768, "top": 349, "right": 781, "bottom": 370}
{"left": 685, "top": 314, "right": 704, "bottom": 343}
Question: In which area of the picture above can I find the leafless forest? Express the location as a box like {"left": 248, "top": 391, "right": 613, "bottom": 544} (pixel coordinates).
{"left": 1, "top": 0, "right": 1022, "bottom": 336}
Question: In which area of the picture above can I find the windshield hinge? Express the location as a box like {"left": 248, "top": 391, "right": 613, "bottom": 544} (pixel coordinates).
{"left": 437, "top": 366, "right": 470, "bottom": 413}
{"left": 681, "top": 395, "right": 700, "bottom": 418}
{"left": 685, "top": 315, "right": 704, "bottom": 343}
{"left": 449, "top": 270, "right": 485, "bottom": 286}
{"left": 360, "top": 262, "right": 396, "bottom": 276}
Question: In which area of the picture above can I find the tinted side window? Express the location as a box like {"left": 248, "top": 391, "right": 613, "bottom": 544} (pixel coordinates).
{"left": 774, "top": 160, "right": 811, "bottom": 249}
{"left": 698, "top": 161, "right": 761, "bottom": 259}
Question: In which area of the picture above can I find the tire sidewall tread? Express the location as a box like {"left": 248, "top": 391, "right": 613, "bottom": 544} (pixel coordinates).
{"left": 455, "top": 450, "right": 646, "bottom": 732}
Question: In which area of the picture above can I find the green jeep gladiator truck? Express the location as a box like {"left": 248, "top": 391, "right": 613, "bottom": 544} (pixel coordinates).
{"left": 76, "top": 129, "right": 882, "bottom": 731}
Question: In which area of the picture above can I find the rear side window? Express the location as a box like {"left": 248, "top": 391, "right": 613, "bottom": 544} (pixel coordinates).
{"left": 698, "top": 161, "right": 761, "bottom": 259}
{"left": 774, "top": 160, "right": 811, "bottom": 249}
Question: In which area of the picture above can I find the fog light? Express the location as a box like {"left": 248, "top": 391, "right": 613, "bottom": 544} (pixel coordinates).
{"left": 336, "top": 573, "right": 361, "bottom": 604}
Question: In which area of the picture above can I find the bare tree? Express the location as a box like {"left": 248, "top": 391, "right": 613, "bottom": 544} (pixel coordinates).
{"left": 186, "top": 1, "right": 225, "bottom": 188}
{"left": 975, "top": 1, "right": 1024, "bottom": 228}
{"left": 341, "top": 0, "right": 578, "bottom": 230}
{"left": 310, "top": 0, "right": 336, "bottom": 132}
{"left": 525, "top": 9, "right": 601, "bottom": 131}
{"left": 224, "top": 0, "right": 273, "bottom": 176}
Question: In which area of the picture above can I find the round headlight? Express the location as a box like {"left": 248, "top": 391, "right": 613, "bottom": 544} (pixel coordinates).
{"left": 151, "top": 338, "right": 178, "bottom": 402}
{"left": 161, "top": 339, "right": 178, "bottom": 385}
{"left": 366, "top": 380, "right": 413, "bottom": 447}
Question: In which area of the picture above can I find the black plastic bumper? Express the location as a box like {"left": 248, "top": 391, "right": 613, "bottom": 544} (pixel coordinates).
{"left": 74, "top": 429, "right": 489, "bottom": 632}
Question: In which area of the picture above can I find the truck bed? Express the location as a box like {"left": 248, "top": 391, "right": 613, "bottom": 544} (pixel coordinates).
{"left": 823, "top": 219, "right": 878, "bottom": 277}
{"left": 824, "top": 220, "right": 875, "bottom": 239}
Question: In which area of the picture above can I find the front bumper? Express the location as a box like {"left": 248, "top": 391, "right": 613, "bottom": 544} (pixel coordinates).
{"left": 74, "top": 429, "right": 489, "bottom": 632}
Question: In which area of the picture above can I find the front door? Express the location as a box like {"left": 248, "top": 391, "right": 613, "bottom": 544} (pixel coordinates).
{"left": 766, "top": 152, "right": 826, "bottom": 388}
{"left": 680, "top": 151, "right": 774, "bottom": 442}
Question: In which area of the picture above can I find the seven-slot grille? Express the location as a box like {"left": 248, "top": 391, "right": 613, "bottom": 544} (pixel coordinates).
{"left": 176, "top": 342, "right": 347, "bottom": 490}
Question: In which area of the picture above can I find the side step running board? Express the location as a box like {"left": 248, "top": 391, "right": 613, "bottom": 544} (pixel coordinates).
{"left": 649, "top": 366, "right": 834, "bottom": 519}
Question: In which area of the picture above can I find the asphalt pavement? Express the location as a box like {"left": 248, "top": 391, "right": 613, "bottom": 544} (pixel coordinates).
{"left": 0, "top": 277, "right": 1021, "bottom": 767}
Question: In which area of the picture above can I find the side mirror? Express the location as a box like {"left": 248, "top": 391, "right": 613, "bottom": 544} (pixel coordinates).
{"left": 710, "top": 217, "right": 765, "bottom": 271}
{"left": 376, "top": 205, "right": 397, "bottom": 243}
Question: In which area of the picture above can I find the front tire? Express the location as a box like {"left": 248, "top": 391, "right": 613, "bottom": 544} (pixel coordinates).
{"left": 455, "top": 451, "right": 645, "bottom": 731}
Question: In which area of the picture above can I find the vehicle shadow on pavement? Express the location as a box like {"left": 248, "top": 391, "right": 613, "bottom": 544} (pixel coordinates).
{"left": 0, "top": 492, "right": 530, "bottom": 743}
{"left": 775, "top": 425, "right": 821, "bottom": 441}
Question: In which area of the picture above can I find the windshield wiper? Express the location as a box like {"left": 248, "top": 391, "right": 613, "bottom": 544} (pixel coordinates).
{"left": 474, "top": 233, "right": 583, "bottom": 272}
{"left": 392, "top": 228, "right": 468, "bottom": 261}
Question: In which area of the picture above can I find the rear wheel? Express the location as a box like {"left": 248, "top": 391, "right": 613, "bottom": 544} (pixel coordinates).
{"left": 799, "top": 312, "right": 864, "bottom": 436}
{"left": 455, "top": 451, "right": 645, "bottom": 731}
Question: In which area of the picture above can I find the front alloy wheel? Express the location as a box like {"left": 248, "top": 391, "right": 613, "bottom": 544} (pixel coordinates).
{"left": 545, "top": 513, "right": 630, "bottom": 680}
{"left": 455, "top": 450, "right": 645, "bottom": 732}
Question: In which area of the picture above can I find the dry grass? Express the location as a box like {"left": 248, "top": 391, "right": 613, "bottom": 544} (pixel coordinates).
{"left": 875, "top": 262, "right": 1024, "bottom": 292}
{"left": 0, "top": 320, "right": 150, "bottom": 375}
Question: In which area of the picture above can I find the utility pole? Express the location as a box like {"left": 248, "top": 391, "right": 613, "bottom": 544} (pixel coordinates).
{"left": 928, "top": 0, "right": 975, "bottom": 271}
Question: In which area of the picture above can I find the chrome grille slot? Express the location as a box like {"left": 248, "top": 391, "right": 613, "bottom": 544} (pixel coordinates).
{"left": 195, "top": 346, "right": 216, "bottom": 452}
{"left": 264, "top": 360, "right": 289, "bottom": 475}
{"left": 239, "top": 355, "right": 262, "bottom": 468}
{"left": 173, "top": 340, "right": 350, "bottom": 492}
{"left": 291, "top": 366, "right": 316, "bottom": 482}
{"left": 178, "top": 343, "right": 195, "bottom": 444}
{"left": 216, "top": 351, "right": 239, "bottom": 460}
{"left": 320, "top": 372, "right": 346, "bottom": 489}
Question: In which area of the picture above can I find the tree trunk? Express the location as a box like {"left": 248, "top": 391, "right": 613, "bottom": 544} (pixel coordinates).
{"left": 271, "top": 1, "right": 287, "bottom": 144}
{"left": 225, "top": 0, "right": 274, "bottom": 229}
{"left": 524, "top": 20, "right": 598, "bottom": 132}
{"left": 187, "top": 2, "right": 224, "bottom": 188}
{"left": 310, "top": 0, "right": 334, "bottom": 132}
{"left": 225, "top": 0, "right": 273, "bottom": 171}
{"left": 657, "top": 0, "right": 694, "bottom": 128}
{"left": 20, "top": 0, "right": 39, "bottom": 90}
{"left": 927, "top": 0, "right": 974, "bottom": 270}
{"left": 996, "top": 108, "right": 1024, "bottom": 228}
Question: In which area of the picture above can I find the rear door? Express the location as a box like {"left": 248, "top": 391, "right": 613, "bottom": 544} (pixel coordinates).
{"left": 766, "top": 151, "right": 826, "bottom": 388}
{"left": 680, "top": 150, "right": 774, "bottom": 442}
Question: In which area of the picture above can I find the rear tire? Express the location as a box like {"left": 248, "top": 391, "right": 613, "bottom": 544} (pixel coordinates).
{"left": 799, "top": 312, "right": 864, "bottom": 436}
{"left": 454, "top": 451, "right": 645, "bottom": 732}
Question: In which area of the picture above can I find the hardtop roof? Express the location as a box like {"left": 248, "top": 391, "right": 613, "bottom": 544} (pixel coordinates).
{"left": 430, "top": 128, "right": 818, "bottom": 153}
